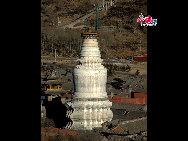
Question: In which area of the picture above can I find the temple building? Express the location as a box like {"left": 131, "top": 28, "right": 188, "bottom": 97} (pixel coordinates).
{"left": 67, "top": 31, "right": 113, "bottom": 130}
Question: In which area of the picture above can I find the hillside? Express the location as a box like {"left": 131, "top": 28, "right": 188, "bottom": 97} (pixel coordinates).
{"left": 41, "top": 0, "right": 96, "bottom": 27}
{"left": 41, "top": 0, "right": 147, "bottom": 59}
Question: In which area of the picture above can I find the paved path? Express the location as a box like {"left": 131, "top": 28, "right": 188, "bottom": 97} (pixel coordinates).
{"left": 59, "top": 11, "right": 96, "bottom": 29}
{"left": 59, "top": 1, "right": 118, "bottom": 29}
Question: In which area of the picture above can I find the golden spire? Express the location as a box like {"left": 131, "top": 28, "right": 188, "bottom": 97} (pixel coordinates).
{"left": 88, "top": 23, "right": 92, "bottom": 33}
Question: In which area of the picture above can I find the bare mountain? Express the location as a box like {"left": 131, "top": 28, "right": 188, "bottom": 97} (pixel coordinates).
{"left": 41, "top": 0, "right": 147, "bottom": 59}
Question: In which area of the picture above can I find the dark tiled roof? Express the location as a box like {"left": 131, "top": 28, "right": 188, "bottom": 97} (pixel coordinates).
{"left": 45, "top": 89, "right": 66, "bottom": 94}
{"left": 41, "top": 80, "right": 63, "bottom": 85}
{"left": 133, "top": 88, "right": 147, "bottom": 93}
{"left": 55, "top": 69, "right": 67, "bottom": 75}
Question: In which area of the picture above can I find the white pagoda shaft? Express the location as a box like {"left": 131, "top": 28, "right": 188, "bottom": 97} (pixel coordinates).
{"left": 67, "top": 34, "right": 113, "bottom": 130}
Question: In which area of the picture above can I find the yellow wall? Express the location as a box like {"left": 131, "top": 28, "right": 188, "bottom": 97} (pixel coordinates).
{"left": 47, "top": 84, "right": 62, "bottom": 90}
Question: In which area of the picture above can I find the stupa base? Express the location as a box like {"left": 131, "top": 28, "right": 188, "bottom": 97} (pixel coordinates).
{"left": 66, "top": 99, "right": 113, "bottom": 130}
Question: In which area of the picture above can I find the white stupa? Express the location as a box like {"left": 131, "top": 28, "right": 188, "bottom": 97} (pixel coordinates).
{"left": 66, "top": 31, "right": 113, "bottom": 130}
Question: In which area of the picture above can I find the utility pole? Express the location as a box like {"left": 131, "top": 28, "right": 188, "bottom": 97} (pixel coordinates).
{"left": 140, "top": 38, "right": 142, "bottom": 53}
{"left": 52, "top": 41, "right": 53, "bottom": 54}
{"left": 42, "top": 39, "right": 44, "bottom": 53}
{"left": 57, "top": 17, "right": 59, "bottom": 26}
{"left": 43, "top": 40, "right": 45, "bottom": 52}
{"left": 95, "top": 1, "right": 99, "bottom": 31}
{"left": 55, "top": 49, "right": 56, "bottom": 63}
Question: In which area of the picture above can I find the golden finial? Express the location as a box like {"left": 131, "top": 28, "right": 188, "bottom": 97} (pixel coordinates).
{"left": 88, "top": 23, "right": 92, "bottom": 33}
